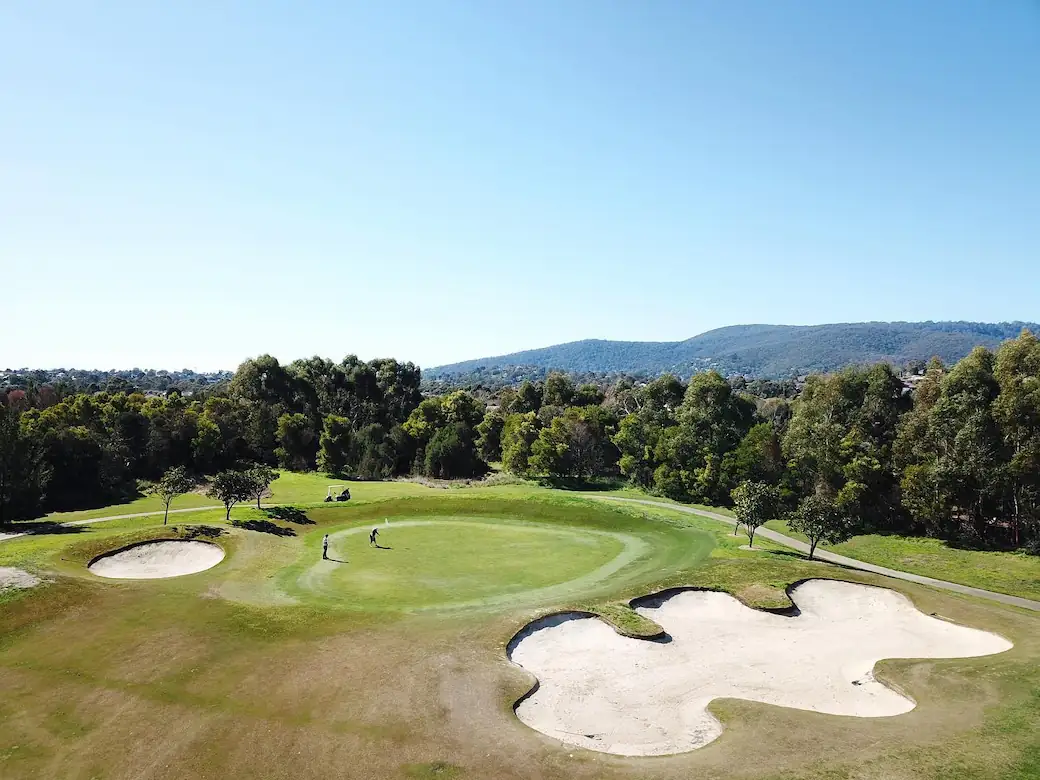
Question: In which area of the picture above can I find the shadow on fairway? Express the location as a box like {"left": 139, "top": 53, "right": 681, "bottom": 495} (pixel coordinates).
{"left": 264, "top": 507, "right": 315, "bottom": 525}
{"left": 324, "top": 556, "right": 348, "bottom": 563}
{"left": 3, "top": 521, "right": 88, "bottom": 536}
{"left": 759, "top": 547, "right": 864, "bottom": 574}
{"left": 231, "top": 519, "right": 296, "bottom": 537}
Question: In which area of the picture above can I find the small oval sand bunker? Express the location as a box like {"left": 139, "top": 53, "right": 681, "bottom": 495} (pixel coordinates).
{"left": 89, "top": 540, "right": 225, "bottom": 579}
{"left": 509, "top": 580, "right": 1012, "bottom": 756}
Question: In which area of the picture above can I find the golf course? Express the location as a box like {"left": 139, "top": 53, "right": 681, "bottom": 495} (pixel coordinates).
{"left": 0, "top": 473, "right": 1037, "bottom": 780}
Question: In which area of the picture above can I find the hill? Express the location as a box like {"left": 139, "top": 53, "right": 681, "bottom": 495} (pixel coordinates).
{"left": 426, "top": 321, "right": 1039, "bottom": 380}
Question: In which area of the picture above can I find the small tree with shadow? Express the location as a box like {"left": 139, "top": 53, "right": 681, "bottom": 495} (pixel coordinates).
{"left": 731, "top": 480, "right": 779, "bottom": 548}
{"left": 789, "top": 492, "right": 854, "bottom": 560}
{"left": 207, "top": 470, "right": 255, "bottom": 522}
{"left": 149, "top": 466, "right": 195, "bottom": 526}
{"left": 246, "top": 464, "right": 277, "bottom": 510}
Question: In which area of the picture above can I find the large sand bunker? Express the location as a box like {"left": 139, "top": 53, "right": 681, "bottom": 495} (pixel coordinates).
{"left": 89, "top": 540, "right": 225, "bottom": 579}
{"left": 509, "top": 579, "right": 1012, "bottom": 756}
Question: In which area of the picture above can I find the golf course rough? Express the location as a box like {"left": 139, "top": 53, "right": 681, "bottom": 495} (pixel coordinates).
{"left": 509, "top": 579, "right": 1014, "bottom": 756}
{"left": 1, "top": 485, "right": 1038, "bottom": 780}
{"left": 88, "top": 539, "right": 226, "bottom": 579}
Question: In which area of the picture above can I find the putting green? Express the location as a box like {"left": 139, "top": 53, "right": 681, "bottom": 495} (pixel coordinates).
{"left": 281, "top": 517, "right": 647, "bottom": 611}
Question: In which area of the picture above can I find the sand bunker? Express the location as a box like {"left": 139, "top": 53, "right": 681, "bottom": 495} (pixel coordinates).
{"left": 89, "top": 540, "right": 225, "bottom": 579}
{"left": 0, "top": 567, "right": 41, "bottom": 590}
{"left": 509, "top": 579, "right": 1012, "bottom": 756}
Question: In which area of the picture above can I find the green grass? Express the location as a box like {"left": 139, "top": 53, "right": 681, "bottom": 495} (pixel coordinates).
{"left": 284, "top": 518, "right": 628, "bottom": 610}
{"left": 0, "top": 484, "right": 1038, "bottom": 780}
{"left": 765, "top": 518, "right": 1040, "bottom": 602}
{"left": 36, "top": 492, "right": 216, "bottom": 524}
{"left": 24, "top": 471, "right": 436, "bottom": 527}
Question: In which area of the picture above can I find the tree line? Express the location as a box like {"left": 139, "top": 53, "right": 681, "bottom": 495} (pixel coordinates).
{"left": 489, "top": 331, "right": 1040, "bottom": 552}
{"left": 2, "top": 333, "right": 1039, "bottom": 554}
{"left": 0, "top": 355, "right": 423, "bottom": 521}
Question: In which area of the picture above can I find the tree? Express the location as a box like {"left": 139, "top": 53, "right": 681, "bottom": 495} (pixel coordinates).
{"left": 475, "top": 409, "right": 505, "bottom": 463}
{"left": 993, "top": 330, "right": 1040, "bottom": 548}
{"left": 784, "top": 365, "right": 908, "bottom": 531}
{"left": 530, "top": 416, "right": 572, "bottom": 477}
{"left": 402, "top": 397, "right": 446, "bottom": 449}
{"left": 613, "top": 413, "right": 658, "bottom": 488}
{"left": 149, "top": 465, "right": 194, "bottom": 525}
{"left": 423, "top": 423, "right": 484, "bottom": 479}
{"left": 229, "top": 354, "right": 297, "bottom": 410}
{"left": 403, "top": 391, "right": 485, "bottom": 476}
{"left": 354, "top": 423, "right": 396, "bottom": 479}
{"left": 926, "top": 347, "right": 1004, "bottom": 543}
{"left": 246, "top": 464, "right": 277, "bottom": 509}
{"left": 731, "top": 480, "right": 779, "bottom": 548}
{"left": 440, "top": 391, "right": 486, "bottom": 429}
{"left": 317, "top": 415, "right": 353, "bottom": 476}
{"left": 275, "top": 413, "right": 317, "bottom": 471}
{"left": 0, "top": 403, "right": 50, "bottom": 524}
{"left": 531, "top": 406, "right": 618, "bottom": 479}
{"left": 720, "top": 422, "right": 784, "bottom": 495}
{"left": 542, "top": 373, "right": 575, "bottom": 408}
{"left": 666, "top": 371, "right": 757, "bottom": 503}
{"left": 789, "top": 493, "right": 853, "bottom": 560}
{"left": 207, "top": 469, "right": 255, "bottom": 522}
{"left": 501, "top": 412, "right": 540, "bottom": 475}
{"left": 612, "top": 375, "right": 685, "bottom": 490}
{"left": 512, "top": 381, "right": 543, "bottom": 414}
{"left": 573, "top": 383, "right": 605, "bottom": 407}
{"left": 894, "top": 360, "right": 948, "bottom": 535}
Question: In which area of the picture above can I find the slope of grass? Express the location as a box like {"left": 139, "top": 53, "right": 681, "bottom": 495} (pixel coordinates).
{"left": 765, "top": 519, "right": 1040, "bottom": 602}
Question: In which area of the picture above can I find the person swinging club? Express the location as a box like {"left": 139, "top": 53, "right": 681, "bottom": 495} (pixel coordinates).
{"left": 369, "top": 527, "right": 380, "bottom": 547}
{"left": 322, "top": 533, "right": 329, "bottom": 560}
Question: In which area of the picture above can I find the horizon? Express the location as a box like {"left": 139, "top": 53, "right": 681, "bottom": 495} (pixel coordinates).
{"left": 4, "top": 2, "right": 1038, "bottom": 371}
{"left": 4, "top": 318, "right": 1038, "bottom": 374}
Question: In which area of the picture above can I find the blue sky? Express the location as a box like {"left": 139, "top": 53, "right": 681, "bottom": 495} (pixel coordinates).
{"left": 3, "top": 1, "right": 1038, "bottom": 371}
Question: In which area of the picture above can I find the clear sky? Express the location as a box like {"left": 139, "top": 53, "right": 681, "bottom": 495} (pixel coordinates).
{"left": 3, "top": 2, "right": 1038, "bottom": 371}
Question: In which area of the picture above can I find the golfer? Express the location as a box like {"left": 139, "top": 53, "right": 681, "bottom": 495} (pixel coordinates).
{"left": 369, "top": 527, "right": 380, "bottom": 547}
{"left": 322, "top": 533, "right": 329, "bottom": 560}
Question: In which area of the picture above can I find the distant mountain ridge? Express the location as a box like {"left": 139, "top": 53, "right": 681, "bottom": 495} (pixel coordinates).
{"left": 427, "top": 321, "right": 1040, "bottom": 380}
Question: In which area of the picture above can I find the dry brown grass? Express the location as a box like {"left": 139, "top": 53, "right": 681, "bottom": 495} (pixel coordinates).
{"left": 0, "top": 493, "right": 1037, "bottom": 780}
{"left": 0, "top": 563, "right": 1036, "bottom": 780}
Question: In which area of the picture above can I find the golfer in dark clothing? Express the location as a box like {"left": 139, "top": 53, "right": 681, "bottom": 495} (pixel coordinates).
{"left": 369, "top": 527, "right": 379, "bottom": 547}
{"left": 322, "top": 534, "right": 329, "bottom": 560}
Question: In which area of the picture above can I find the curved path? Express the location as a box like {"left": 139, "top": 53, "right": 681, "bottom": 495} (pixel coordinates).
{"left": 0, "top": 506, "right": 224, "bottom": 542}
{"left": 602, "top": 497, "right": 1040, "bottom": 613}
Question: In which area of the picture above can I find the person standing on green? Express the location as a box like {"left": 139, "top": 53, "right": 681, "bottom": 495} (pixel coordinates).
{"left": 322, "top": 534, "right": 329, "bottom": 560}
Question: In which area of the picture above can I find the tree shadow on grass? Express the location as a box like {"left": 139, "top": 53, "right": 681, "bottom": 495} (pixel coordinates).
{"left": 264, "top": 507, "right": 314, "bottom": 525}
{"left": 537, "top": 476, "right": 626, "bottom": 492}
{"left": 759, "top": 548, "right": 809, "bottom": 561}
{"left": 231, "top": 519, "right": 296, "bottom": 537}
{"left": 758, "top": 547, "right": 865, "bottom": 574}
{"left": 2, "top": 521, "right": 87, "bottom": 536}
{"left": 178, "top": 525, "right": 224, "bottom": 539}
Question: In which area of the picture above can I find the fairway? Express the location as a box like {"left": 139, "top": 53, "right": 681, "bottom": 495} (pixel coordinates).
{"left": 0, "top": 485, "right": 1037, "bottom": 780}
{"left": 288, "top": 518, "right": 636, "bottom": 610}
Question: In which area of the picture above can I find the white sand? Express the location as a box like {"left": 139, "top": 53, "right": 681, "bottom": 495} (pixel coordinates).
{"left": 510, "top": 580, "right": 1012, "bottom": 756}
{"left": 0, "top": 567, "right": 41, "bottom": 590}
{"left": 88, "top": 540, "right": 225, "bottom": 579}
